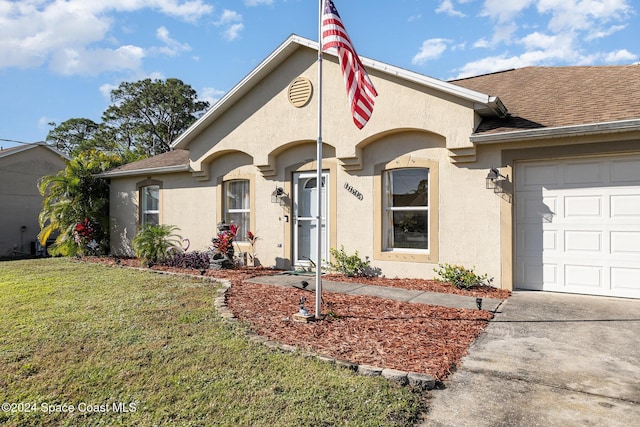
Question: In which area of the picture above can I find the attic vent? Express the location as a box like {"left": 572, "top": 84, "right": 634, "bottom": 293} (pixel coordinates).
{"left": 288, "top": 77, "right": 313, "bottom": 108}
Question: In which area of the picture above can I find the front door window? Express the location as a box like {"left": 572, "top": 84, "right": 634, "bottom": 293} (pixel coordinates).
{"left": 293, "top": 172, "right": 329, "bottom": 266}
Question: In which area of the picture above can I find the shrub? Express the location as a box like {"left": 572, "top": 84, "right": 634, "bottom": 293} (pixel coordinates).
{"left": 329, "top": 246, "right": 372, "bottom": 277}
{"left": 163, "top": 250, "right": 210, "bottom": 270}
{"left": 433, "top": 263, "right": 493, "bottom": 290}
{"left": 132, "top": 224, "right": 182, "bottom": 265}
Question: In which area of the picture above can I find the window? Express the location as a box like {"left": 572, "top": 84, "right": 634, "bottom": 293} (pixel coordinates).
{"left": 384, "top": 168, "right": 429, "bottom": 251}
{"left": 141, "top": 185, "right": 159, "bottom": 226}
{"left": 224, "top": 179, "right": 250, "bottom": 242}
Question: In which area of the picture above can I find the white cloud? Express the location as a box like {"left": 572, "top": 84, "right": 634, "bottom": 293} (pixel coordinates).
{"left": 200, "top": 87, "right": 226, "bottom": 106}
{"left": 537, "top": 0, "right": 632, "bottom": 33}
{"left": 585, "top": 24, "right": 627, "bottom": 40}
{"left": 436, "top": 1, "right": 465, "bottom": 17}
{"left": 244, "top": 0, "right": 273, "bottom": 6}
{"left": 457, "top": 0, "right": 635, "bottom": 78}
{"left": 474, "top": 38, "right": 491, "bottom": 48}
{"left": 154, "top": 26, "right": 191, "bottom": 56}
{"left": 412, "top": 38, "right": 451, "bottom": 65}
{"left": 408, "top": 14, "right": 422, "bottom": 22}
{"left": 223, "top": 23, "right": 245, "bottom": 41}
{"left": 100, "top": 83, "right": 119, "bottom": 100}
{"left": 49, "top": 45, "right": 146, "bottom": 76}
{"left": 0, "top": 0, "right": 213, "bottom": 75}
{"left": 216, "top": 9, "right": 243, "bottom": 25}
{"left": 604, "top": 49, "right": 637, "bottom": 63}
{"left": 480, "top": 0, "right": 536, "bottom": 23}
{"left": 215, "top": 9, "right": 244, "bottom": 41}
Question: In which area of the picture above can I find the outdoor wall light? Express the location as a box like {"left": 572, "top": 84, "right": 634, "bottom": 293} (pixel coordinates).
{"left": 271, "top": 187, "right": 288, "bottom": 205}
{"left": 485, "top": 167, "right": 508, "bottom": 193}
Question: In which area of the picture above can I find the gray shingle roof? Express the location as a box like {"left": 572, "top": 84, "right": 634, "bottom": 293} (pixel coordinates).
{"left": 102, "top": 149, "right": 190, "bottom": 176}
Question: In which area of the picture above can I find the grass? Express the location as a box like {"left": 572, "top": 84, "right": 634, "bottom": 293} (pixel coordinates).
{"left": 0, "top": 258, "right": 425, "bottom": 426}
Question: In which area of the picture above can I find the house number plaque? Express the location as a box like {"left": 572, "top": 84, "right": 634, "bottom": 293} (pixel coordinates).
{"left": 344, "top": 182, "right": 364, "bottom": 201}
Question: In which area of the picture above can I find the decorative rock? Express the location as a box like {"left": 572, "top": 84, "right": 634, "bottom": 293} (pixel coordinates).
{"left": 358, "top": 364, "right": 383, "bottom": 376}
{"left": 317, "top": 355, "right": 336, "bottom": 365}
{"left": 279, "top": 344, "right": 297, "bottom": 353}
{"left": 335, "top": 359, "right": 358, "bottom": 371}
{"left": 248, "top": 335, "right": 268, "bottom": 344}
{"left": 408, "top": 372, "right": 436, "bottom": 391}
{"left": 292, "top": 313, "right": 314, "bottom": 323}
{"left": 264, "top": 340, "right": 280, "bottom": 349}
{"left": 382, "top": 368, "right": 409, "bottom": 386}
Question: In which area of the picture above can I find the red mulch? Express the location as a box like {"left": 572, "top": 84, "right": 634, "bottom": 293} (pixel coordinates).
{"left": 227, "top": 282, "right": 494, "bottom": 380}
{"left": 81, "top": 257, "right": 509, "bottom": 380}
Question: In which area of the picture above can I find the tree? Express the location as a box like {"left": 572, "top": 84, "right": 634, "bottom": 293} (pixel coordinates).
{"left": 38, "top": 150, "right": 125, "bottom": 256}
{"left": 102, "top": 78, "right": 209, "bottom": 157}
{"left": 45, "top": 118, "right": 112, "bottom": 157}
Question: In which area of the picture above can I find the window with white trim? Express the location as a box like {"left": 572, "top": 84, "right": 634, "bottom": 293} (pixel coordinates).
{"left": 383, "top": 168, "right": 429, "bottom": 251}
{"left": 224, "top": 179, "right": 250, "bottom": 242}
{"left": 141, "top": 185, "right": 160, "bottom": 226}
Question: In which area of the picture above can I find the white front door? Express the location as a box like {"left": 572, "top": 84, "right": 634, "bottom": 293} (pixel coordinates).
{"left": 515, "top": 155, "right": 640, "bottom": 298}
{"left": 293, "top": 171, "right": 329, "bottom": 267}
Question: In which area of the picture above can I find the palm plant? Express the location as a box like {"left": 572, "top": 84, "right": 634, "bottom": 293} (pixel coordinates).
{"left": 38, "top": 150, "right": 124, "bottom": 256}
{"left": 132, "top": 224, "right": 183, "bottom": 265}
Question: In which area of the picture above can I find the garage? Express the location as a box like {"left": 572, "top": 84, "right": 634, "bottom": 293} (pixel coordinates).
{"left": 515, "top": 154, "right": 640, "bottom": 298}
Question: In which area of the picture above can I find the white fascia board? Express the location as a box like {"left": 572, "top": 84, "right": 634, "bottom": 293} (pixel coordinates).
{"left": 171, "top": 35, "right": 505, "bottom": 150}
{"left": 470, "top": 119, "right": 640, "bottom": 144}
{"left": 95, "top": 164, "right": 189, "bottom": 178}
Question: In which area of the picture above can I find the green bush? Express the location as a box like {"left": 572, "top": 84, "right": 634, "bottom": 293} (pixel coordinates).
{"left": 132, "top": 224, "right": 182, "bottom": 265}
{"left": 434, "top": 263, "right": 493, "bottom": 289}
{"left": 329, "top": 246, "right": 372, "bottom": 277}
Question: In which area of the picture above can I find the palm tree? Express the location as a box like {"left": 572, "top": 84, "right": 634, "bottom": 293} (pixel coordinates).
{"left": 38, "top": 150, "right": 124, "bottom": 256}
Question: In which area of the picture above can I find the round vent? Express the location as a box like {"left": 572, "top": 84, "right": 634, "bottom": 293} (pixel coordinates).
{"left": 288, "top": 77, "right": 313, "bottom": 108}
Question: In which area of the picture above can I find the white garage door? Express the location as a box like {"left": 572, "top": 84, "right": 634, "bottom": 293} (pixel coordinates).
{"left": 515, "top": 155, "right": 640, "bottom": 298}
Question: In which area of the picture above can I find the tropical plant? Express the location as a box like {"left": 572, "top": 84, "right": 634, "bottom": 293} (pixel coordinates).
{"left": 211, "top": 224, "right": 238, "bottom": 259}
{"left": 163, "top": 250, "right": 210, "bottom": 271}
{"left": 132, "top": 224, "right": 183, "bottom": 265}
{"left": 38, "top": 150, "right": 125, "bottom": 256}
{"left": 247, "top": 230, "right": 259, "bottom": 264}
{"left": 329, "top": 245, "right": 372, "bottom": 277}
{"left": 433, "top": 263, "right": 494, "bottom": 290}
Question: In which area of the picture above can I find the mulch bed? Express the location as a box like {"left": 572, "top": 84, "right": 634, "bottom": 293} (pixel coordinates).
{"left": 227, "top": 282, "right": 494, "bottom": 380}
{"left": 81, "top": 256, "right": 509, "bottom": 380}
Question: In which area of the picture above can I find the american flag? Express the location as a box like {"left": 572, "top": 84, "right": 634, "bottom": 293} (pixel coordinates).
{"left": 322, "top": 0, "right": 378, "bottom": 129}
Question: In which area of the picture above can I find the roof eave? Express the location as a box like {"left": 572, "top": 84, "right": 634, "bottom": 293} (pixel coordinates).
{"left": 470, "top": 119, "right": 640, "bottom": 144}
{"left": 96, "top": 164, "right": 190, "bottom": 178}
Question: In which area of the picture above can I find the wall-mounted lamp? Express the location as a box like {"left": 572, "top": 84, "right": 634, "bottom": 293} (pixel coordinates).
{"left": 485, "top": 167, "right": 508, "bottom": 194}
{"left": 271, "top": 187, "right": 288, "bottom": 205}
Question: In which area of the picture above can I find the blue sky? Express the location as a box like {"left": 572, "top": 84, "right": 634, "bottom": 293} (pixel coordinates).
{"left": 1, "top": 0, "right": 638, "bottom": 149}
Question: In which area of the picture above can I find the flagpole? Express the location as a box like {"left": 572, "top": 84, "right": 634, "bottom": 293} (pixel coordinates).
{"left": 315, "top": 0, "right": 323, "bottom": 319}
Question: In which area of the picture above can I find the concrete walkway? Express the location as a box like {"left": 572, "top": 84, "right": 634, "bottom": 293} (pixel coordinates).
{"left": 247, "top": 273, "right": 505, "bottom": 312}
{"left": 422, "top": 291, "right": 640, "bottom": 427}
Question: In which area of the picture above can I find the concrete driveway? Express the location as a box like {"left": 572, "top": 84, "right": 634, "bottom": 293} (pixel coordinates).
{"left": 423, "top": 291, "right": 640, "bottom": 427}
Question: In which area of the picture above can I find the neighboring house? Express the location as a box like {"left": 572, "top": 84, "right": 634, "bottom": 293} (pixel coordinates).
{"left": 100, "top": 35, "right": 640, "bottom": 299}
{"left": 0, "top": 143, "right": 68, "bottom": 257}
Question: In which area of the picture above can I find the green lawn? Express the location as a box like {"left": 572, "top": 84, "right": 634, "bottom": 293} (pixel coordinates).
{"left": 0, "top": 258, "right": 425, "bottom": 426}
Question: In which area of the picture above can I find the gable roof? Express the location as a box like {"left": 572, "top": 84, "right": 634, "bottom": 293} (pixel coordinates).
{"left": 0, "top": 142, "right": 69, "bottom": 161}
{"left": 452, "top": 65, "right": 640, "bottom": 142}
{"left": 96, "top": 149, "right": 190, "bottom": 178}
{"left": 171, "top": 34, "right": 507, "bottom": 150}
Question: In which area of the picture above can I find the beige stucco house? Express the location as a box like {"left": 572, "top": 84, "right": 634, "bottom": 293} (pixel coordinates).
{"left": 0, "top": 143, "right": 68, "bottom": 257}
{"left": 101, "top": 35, "right": 640, "bottom": 299}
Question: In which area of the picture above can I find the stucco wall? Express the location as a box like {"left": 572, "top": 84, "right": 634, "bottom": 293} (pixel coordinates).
{"left": 0, "top": 146, "right": 67, "bottom": 256}
{"left": 107, "top": 45, "right": 506, "bottom": 284}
